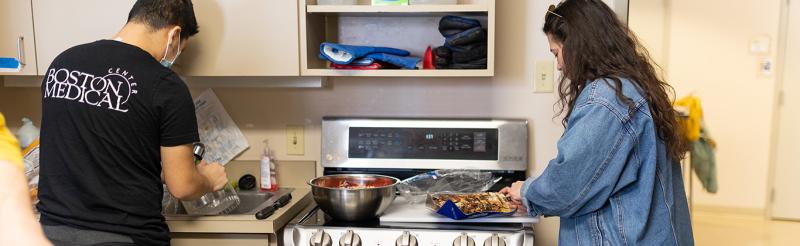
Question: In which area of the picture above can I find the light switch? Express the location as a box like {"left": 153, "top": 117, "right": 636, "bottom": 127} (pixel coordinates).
{"left": 534, "top": 60, "right": 555, "bottom": 93}
{"left": 286, "top": 125, "right": 304, "bottom": 156}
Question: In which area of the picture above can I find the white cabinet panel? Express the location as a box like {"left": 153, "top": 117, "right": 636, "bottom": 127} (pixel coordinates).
{"left": 0, "top": 0, "right": 37, "bottom": 75}
{"left": 176, "top": 0, "right": 300, "bottom": 76}
{"left": 32, "top": 0, "right": 135, "bottom": 75}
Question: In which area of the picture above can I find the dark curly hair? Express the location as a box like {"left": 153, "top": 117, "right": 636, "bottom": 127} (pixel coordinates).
{"left": 544, "top": 0, "right": 687, "bottom": 162}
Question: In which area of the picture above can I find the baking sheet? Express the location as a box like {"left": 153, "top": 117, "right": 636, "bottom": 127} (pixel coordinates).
{"left": 380, "top": 196, "right": 540, "bottom": 224}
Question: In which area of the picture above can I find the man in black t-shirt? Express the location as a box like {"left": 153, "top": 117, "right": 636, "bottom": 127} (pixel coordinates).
{"left": 37, "top": 1, "right": 229, "bottom": 245}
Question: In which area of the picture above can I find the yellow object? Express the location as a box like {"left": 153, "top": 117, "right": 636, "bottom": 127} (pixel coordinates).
{"left": 674, "top": 95, "right": 703, "bottom": 142}
{"left": 0, "top": 113, "right": 24, "bottom": 169}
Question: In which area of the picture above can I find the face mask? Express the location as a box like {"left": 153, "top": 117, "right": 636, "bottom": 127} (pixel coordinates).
{"left": 160, "top": 33, "right": 182, "bottom": 68}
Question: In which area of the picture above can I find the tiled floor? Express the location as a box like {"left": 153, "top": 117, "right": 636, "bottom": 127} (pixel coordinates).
{"left": 693, "top": 211, "right": 800, "bottom": 245}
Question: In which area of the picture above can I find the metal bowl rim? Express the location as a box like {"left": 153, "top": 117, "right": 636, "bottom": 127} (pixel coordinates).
{"left": 307, "top": 174, "right": 400, "bottom": 191}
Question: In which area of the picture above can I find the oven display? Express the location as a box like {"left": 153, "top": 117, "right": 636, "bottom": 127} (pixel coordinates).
{"left": 348, "top": 127, "right": 498, "bottom": 160}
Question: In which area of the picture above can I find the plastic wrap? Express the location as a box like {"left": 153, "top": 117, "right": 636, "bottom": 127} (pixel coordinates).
{"left": 22, "top": 141, "right": 40, "bottom": 215}
{"left": 161, "top": 187, "right": 184, "bottom": 215}
{"left": 396, "top": 170, "right": 500, "bottom": 203}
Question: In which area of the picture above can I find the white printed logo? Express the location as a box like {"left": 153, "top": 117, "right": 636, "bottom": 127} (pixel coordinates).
{"left": 44, "top": 68, "right": 139, "bottom": 113}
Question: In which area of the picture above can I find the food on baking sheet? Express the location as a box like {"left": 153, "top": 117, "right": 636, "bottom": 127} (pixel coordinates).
{"left": 431, "top": 192, "right": 514, "bottom": 214}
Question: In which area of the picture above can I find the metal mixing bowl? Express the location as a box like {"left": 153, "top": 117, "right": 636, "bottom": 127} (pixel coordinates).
{"left": 308, "top": 174, "right": 400, "bottom": 221}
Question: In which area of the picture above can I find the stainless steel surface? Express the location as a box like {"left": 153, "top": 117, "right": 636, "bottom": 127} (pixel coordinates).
{"left": 285, "top": 118, "right": 534, "bottom": 246}
{"left": 17, "top": 36, "right": 25, "bottom": 66}
{"left": 321, "top": 118, "right": 528, "bottom": 171}
{"left": 166, "top": 188, "right": 293, "bottom": 216}
{"left": 339, "top": 230, "right": 362, "bottom": 246}
{"left": 284, "top": 221, "right": 533, "bottom": 246}
{"left": 484, "top": 234, "right": 507, "bottom": 246}
{"left": 311, "top": 229, "right": 332, "bottom": 246}
{"left": 192, "top": 143, "right": 205, "bottom": 161}
{"left": 454, "top": 233, "right": 476, "bottom": 246}
{"left": 396, "top": 231, "right": 418, "bottom": 246}
{"left": 309, "top": 174, "right": 399, "bottom": 221}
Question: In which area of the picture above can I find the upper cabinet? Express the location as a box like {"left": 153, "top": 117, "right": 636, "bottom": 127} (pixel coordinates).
{"left": 29, "top": 0, "right": 299, "bottom": 77}
{"left": 0, "top": 0, "right": 38, "bottom": 75}
{"left": 32, "top": 0, "right": 134, "bottom": 75}
{"left": 176, "top": 0, "right": 300, "bottom": 76}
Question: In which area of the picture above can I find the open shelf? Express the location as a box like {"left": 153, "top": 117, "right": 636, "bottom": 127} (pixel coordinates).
{"left": 304, "top": 69, "right": 492, "bottom": 77}
{"left": 300, "top": 0, "right": 496, "bottom": 77}
{"left": 306, "top": 4, "right": 490, "bottom": 13}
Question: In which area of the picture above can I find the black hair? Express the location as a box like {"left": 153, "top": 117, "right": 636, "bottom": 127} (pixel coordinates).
{"left": 127, "top": 0, "right": 199, "bottom": 38}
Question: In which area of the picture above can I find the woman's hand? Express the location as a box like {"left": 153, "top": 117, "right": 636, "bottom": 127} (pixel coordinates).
{"left": 500, "top": 181, "right": 526, "bottom": 210}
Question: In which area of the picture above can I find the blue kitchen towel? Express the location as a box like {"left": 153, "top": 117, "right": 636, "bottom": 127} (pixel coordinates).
{"left": 0, "top": 57, "right": 20, "bottom": 69}
{"left": 365, "top": 53, "right": 420, "bottom": 69}
{"left": 320, "top": 42, "right": 410, "bottom": 65}
{"left": 317, "top": 55, "right": 377, "bottom": 66}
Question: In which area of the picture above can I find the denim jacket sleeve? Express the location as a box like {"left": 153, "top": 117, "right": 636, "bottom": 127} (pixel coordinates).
{"left": 521, "top": 101, "right": 637, "bottom": 218}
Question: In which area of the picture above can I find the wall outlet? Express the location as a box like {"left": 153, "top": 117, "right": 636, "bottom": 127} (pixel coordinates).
{"left": 286, "top": 125, "right": 304, "bottom": 156}
{"left": 534, "top": 60, "right": 555, "bottom": 93}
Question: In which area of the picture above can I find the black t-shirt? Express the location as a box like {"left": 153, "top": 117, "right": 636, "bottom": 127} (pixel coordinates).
{"left": 37, "top": 40, "right": 199, "bottom": 246}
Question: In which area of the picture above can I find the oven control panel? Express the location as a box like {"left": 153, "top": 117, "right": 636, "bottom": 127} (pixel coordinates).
{"left": 348, "top": 127, "right": 498, "bottom": 160}
{"left": 322, "top": 118, "right": 528, "bottom": 171}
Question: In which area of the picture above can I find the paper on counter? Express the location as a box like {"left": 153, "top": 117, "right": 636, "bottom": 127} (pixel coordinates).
{"left": 194, "top": 89, "right": 249, "bottom": 165}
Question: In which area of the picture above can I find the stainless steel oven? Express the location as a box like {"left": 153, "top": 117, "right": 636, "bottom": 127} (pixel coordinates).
{"left": 284, "top": 117, "right": 535, "bottom": 246}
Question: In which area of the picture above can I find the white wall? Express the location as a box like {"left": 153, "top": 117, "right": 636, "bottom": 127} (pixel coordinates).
{"left": 668, "top": 0, "right": 782, "bottom": 210}
{"left": 630, "top": 0, "right": 783, "bottom": 211}
{"left": 629, "top": 0, "right": 668, "bottom": 66}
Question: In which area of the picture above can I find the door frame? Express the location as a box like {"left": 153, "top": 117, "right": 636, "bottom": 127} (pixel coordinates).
{"left": 767, "top": 0, "right": 796, "bottom": 221}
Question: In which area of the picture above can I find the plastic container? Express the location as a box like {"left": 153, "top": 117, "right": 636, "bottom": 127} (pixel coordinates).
{"left": 260, "top": 140, "right": 279, "bottom": 192}
{"left": 15, "top": 118, "right": 40, "bottom": 149}
{"left": 410, "top": 0, "right": 457, "bottom": 5}
{"left": 181, "top": 143, "right": 241, "bottom": 215}
{"left": 318, "top": 0, "right": 358, "bottom": 5}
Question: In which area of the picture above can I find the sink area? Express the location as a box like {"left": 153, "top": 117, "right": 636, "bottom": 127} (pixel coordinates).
{"left": 228, "top": 191, "right": 274, "bottom": 214}
{"left": 164, "top": 188, "right": 293, "bottom": 216}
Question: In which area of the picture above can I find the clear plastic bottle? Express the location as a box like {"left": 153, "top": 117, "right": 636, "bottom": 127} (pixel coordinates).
{"left": 181, "top": 143, "right": 240, "bottom": 215}
{"left": 260, "top": 140, "right": 279, "bottom": 192}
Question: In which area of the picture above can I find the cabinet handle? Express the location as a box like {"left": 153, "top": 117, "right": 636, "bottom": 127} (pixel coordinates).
{"left": 17, "top": 36, "right": 25, "bottom": 66}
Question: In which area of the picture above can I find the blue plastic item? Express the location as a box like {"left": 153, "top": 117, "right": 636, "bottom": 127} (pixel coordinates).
{"left": 365, "top": 53, "right": 420, "bottom": 69}
{"left": 434, "top": 199, "right": 517, "bottom": 220}
{"left": 320, "top": 42, "right": 410, "bottom": 65}
{"left": 0, "top": 58, "right": 20, "bottom": 69}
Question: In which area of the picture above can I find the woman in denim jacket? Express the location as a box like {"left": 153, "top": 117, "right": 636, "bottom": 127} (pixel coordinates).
{"left": 502, "top": 0, "right": 694, "bottom": 245}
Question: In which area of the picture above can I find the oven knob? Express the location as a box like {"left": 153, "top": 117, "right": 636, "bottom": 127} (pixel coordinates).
{"left": 453, "top": 233, "right": 476, "bottom": 246}
{"left": 483, "top": 234, "right": 506, "bottom": 246}
{"left": 339, "top": 230, "right": 362, "bottom": 246}
{"left": 396, "top": 231, "right": 418, "bottom": 246}
{"left": 310, "top": 229, "right": 332, "bottom": 246}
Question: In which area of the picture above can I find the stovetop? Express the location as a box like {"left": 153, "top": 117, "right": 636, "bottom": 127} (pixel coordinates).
{"left": 299, "top": 206, "right": 527, "bottom": 231}
{"left": 284, "top": 205, "right": 535, "bottom": 246}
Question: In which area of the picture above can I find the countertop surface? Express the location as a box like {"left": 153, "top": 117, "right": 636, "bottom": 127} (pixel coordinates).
{"left": 166, "top": 187, "right": 312, "bottom": 234}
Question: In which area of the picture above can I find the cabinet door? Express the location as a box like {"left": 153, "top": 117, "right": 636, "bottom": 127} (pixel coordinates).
{"left": 32, "top": 0, "right": 135, "bottom": 75}
{"left": 175, "top": 0, "right": 300, "bottom": 76}
{"left": 0, "top": 0, "right": 37, "bottom": 75}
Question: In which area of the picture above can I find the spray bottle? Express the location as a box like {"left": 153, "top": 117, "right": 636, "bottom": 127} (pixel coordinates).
{"left": 260, "top": 140, "right": 279, "bottom": 192}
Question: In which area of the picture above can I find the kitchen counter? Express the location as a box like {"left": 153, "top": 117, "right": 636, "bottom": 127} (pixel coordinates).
{"left": 166, "top": 187, "right": 312, "bottom": 234}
